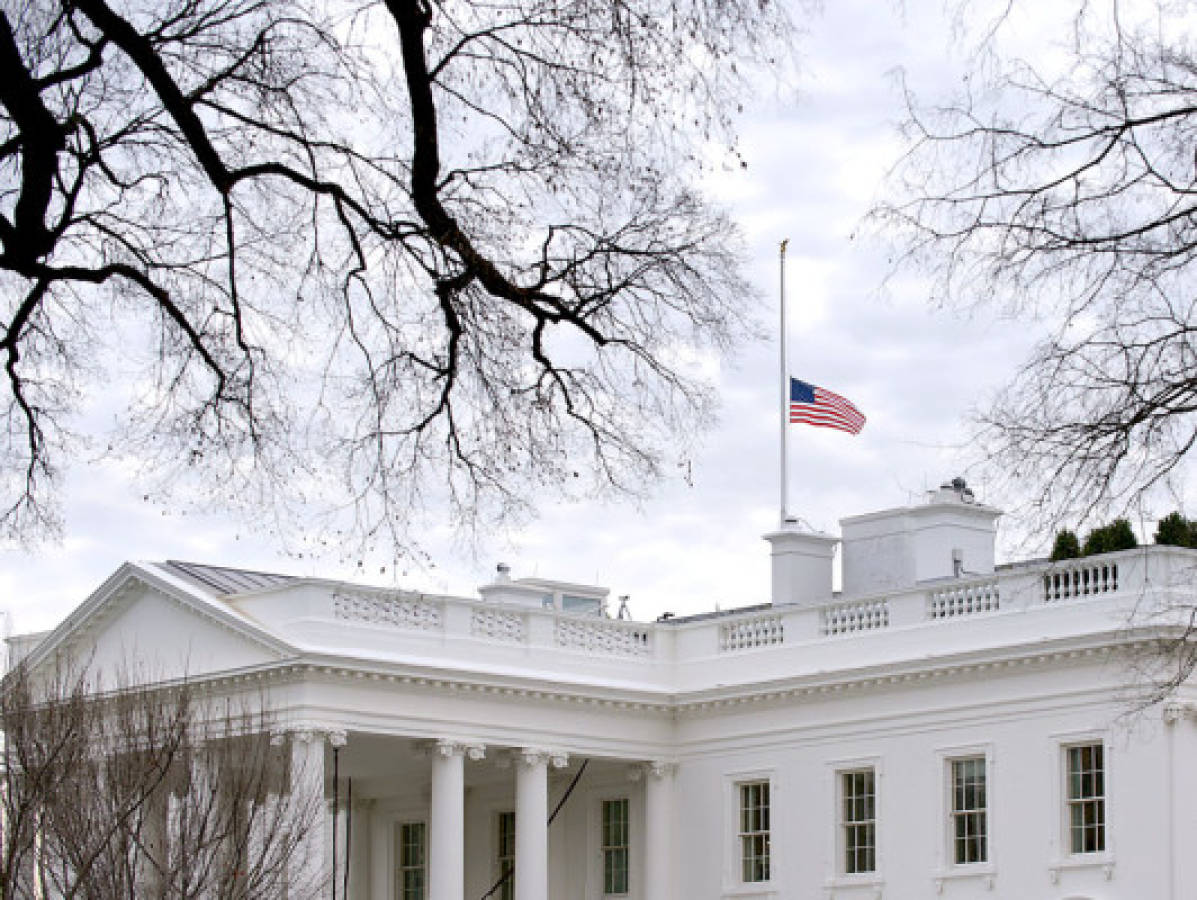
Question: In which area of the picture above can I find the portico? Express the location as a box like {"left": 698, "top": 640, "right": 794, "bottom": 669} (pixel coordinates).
{"left": 281, "top": 728, "right": 675, "bottom": 900}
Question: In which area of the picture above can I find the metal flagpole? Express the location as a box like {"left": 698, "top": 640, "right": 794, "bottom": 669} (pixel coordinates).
{"left": 779, "top": 238, "right": 789, "bottom": 527}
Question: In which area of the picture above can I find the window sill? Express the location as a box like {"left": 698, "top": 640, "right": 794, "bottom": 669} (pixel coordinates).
{"left": 822, "top": 875, "right": 884, "bottom": 898}
{"left": 1048, "top": 855, "right": 1114, "bottom": 884}
{"left": 933, "top": 866, "right": 995, "bottom": 893}
{"left": 720, "top": 884, "right": 777, "bottom": 899}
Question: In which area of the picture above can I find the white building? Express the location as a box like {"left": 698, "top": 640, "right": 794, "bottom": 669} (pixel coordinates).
{"left": 11, "top": 479, "right": 1197, "bottom": 900}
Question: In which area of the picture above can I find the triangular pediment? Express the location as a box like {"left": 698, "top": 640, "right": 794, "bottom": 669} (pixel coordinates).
{"left": 23, "top": 563, "right": 296, "bottom": 684}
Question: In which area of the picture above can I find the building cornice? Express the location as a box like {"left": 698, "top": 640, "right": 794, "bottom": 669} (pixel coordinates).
{"left": 160, "top": 628, "right": 1166, "bottom": 725}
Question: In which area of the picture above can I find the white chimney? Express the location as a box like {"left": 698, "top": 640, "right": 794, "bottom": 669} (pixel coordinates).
{"left": 839, "top": 477, "right": 1001, "bottom": 598}
{"left": 764, "top": 525, "right": 838, "bottom": 607}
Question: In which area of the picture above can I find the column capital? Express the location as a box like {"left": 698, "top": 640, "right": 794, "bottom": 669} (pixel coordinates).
{"left": 514, "top": 748, "right": 568, "bottom": 769}
{"left": 271, "top": 726, "right": 346, "bottom": 746}
{"left": 432, "top": 738, "right": 487, "bottom": 760}
{"left": 647, "top": 760, "right": 678, "bottom": 779}
{"left": 628, "top": 760, "right": 677, "bottom": 781}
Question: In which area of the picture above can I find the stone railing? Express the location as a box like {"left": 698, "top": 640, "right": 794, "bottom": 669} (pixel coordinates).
{"left": 325, "top": 585, "right": 655, "bottom": 660}
{"left": 719, "top": 613, "right": 785, "bottom": 652}
{"left": 1043, "top": 561, "right": 1119, "bottom": 603}
{"left": 332, "top": 590, "right": 442, "bottom": 632}
{"left": 471, "top": 608, "right": 526, "bottom": 643}
{"left": 555, "top": 618, "right": 653, "bottom": 657}
{"left": 926, "top": 579, "right": 1000, "bottom": 620}
{"left": 320, "top": 547, "right": 1193, "bottom": 668}
{"left": 821, "top": 597, "right": 890, "bottom": 636}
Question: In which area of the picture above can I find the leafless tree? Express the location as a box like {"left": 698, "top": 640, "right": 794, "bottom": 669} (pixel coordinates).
{"left": 0, "top": 659, "right": 320, "bottom": 898}
{"left": 0, "top": 0, "right": 797, "bottom": 552}
{"left": 874, "top": 0, "right": 1197, "bottom": 534}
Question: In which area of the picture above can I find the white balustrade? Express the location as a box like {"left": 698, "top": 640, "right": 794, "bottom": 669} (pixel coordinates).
{"left": 927, "top": 580, "right": 1000, "bottom": 619}
{"left": 1043, "top": 562, "right": 1119, "bottom": 603}
{"left": 332, "top": 590, "right": 442, "bottom": 631}
{"left": 554, "top": 617, "right": 652, "bottom": 656}
{"left": 719, "top": 614, "right": 785, "bottom": 652}
{"left": 315, "top": 549, "right": 1190, "bottom": 673}
{"left": 821, "top": 598, "right": 890, "bottom": 636}
{"left": 471, "top": 608, "right": 526, "bottom": 642}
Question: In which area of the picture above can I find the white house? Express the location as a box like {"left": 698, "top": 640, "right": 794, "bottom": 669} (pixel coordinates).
{"left": 10, "top": 479, "right": 1197, "bottom": 900}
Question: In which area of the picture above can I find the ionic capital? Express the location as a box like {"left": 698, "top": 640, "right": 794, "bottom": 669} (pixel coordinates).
{"left": 514, "top": 747, "right": 567, "bottom": 769}
{"left": 647, "top": 760, "right": 677, "bottom": 779}
{"left": 630, "top": 760, "right": 677, "bottom": 781}
{"left": 432, "top": 738, "right": 487, "bottom": 760}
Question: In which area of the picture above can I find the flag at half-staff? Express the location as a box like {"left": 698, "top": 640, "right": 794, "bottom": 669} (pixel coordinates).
{"left": 788, "top": 377, "right": 865, "bottom": 435}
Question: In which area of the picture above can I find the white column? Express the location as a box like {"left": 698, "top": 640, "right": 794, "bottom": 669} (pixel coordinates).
{"left": 348, "top": 797, "right": 373, "bottom": 900}
{"left": 644, "top": 762, "right": 677, "bottom": 900}
{"left": 514, "top": 749, "right": 566, "bottom": 900}
{"left": 138, "top": 785, "right": 169, "bottom": 894}
{"left": 327, "top": 730, "right": 348, "bottom": 899}
{"left": 289, "top": 730, "right": 327, "bottom": 899}
{"left": 368, "top": 799, "right": 390, "bottom": 900}
{"left": 430, "top": 740, "right": 481, "bottom": 900}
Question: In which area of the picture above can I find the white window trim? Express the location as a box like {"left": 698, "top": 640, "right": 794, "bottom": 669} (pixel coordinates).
{"left": 933, "top": 742, "right": 996, "bottom": 882}
{"left": 498, "top": 808, "right": 518, "bottom": 900}
{"left": 394, "top": 819, "right": 428, "bottom": 900}
{"left": 722, "top": 767, "right": 777, "bottom": 896}
{"left": 384, "top": 802, "right": 429, "bottom": 900}
{"left": 1048, "top": 730, "right": 1115, "bottom": 882}
{"left": 823, "top": 755, "right": 884, "bottom": 891}
{"left": 583, "top": 782, "right": 641, "bottom": 900}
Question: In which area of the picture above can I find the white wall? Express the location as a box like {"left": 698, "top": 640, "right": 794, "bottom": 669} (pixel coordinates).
{"left": 674, "top": 660, "right": 1177, "bottom": 899}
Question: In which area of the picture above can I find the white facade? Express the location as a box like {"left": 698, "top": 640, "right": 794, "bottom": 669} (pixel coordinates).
{"left": 12, "top": 480, "right": 1197, "bottom": 900}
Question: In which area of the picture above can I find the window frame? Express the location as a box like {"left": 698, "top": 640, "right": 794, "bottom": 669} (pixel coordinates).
{"left": 1063, "top": 741, "right": 1106, "bottom": 856}
{"left": 824, "top": 755, "right": 883, "bottom": 889}
{"left": 722, "top": 768, "right": 776, "bottom": 892}
{"left": 838, "top": 767, "right": 877, "bottom": 876}
{"left": 933, "top": 742, "right": 996, "bottom": 884}
{"left": 1047, "top": 730, "right": 1114, "bottom": 882}
{"left": 948, "top": 755, "right": 988, "bottom": 866}
{"left": 496, "top": 809, "right": 516, "bottom": 900}
{"left": 600, "top": 797, "right": 630, "bottom": 896}
{"left": 395, "top": 820, "right": 427, "bottom": 900}
{"left": 737, "top": 780, "right": 771, "bottom": 883}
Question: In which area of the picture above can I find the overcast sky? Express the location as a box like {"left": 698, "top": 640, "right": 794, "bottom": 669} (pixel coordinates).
{"left": 1, "top": 0, "right": 1048, "bottom": 632}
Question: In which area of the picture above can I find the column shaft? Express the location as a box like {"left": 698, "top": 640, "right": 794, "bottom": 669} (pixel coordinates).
{"left": 644, "top": 764, "right": 676, "bottom": 900}
{"left": 514, "top": 752, "right": 548, "bottom": 900}
{"left": 289, "top": 732, "right": 326, "bottom": 898}
{"left": 429, "top": 744, "right": 465, "bottom": 900}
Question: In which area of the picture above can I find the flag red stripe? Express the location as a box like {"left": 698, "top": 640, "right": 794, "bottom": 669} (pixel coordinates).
{"left": 789, "top": 415, "right": 862, "bottom": 435}
{"left": 789, "top": 404, "right": 865, "bottom": 434}
{"left": 792, "top": 403, "right": 865, "bottom": 427}
{"left": 813, "top": 390, "right": 863, "bottom": 420}
{"left": 790, "top": 410, "right": 861, "bottom": 427}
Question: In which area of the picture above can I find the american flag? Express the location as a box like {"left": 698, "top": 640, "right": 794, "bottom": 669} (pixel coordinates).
{"left": 789, "top": 377, "right": 865, "bottom": 435}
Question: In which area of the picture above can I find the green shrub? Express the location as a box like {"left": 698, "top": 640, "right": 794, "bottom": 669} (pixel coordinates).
{"left": 1154, "top": 511, "right": 1197, "bottom": 548}
{"left": 1082, "top": 518, "right": 1138, "bottom": 556}
{"left": 1050, "top": 529, "right": 1081, "bottom": 561}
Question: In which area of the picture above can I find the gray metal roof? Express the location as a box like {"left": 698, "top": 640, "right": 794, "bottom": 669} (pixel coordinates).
{"left": 159, "top": 560, "right": 297, "bottom": 597}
